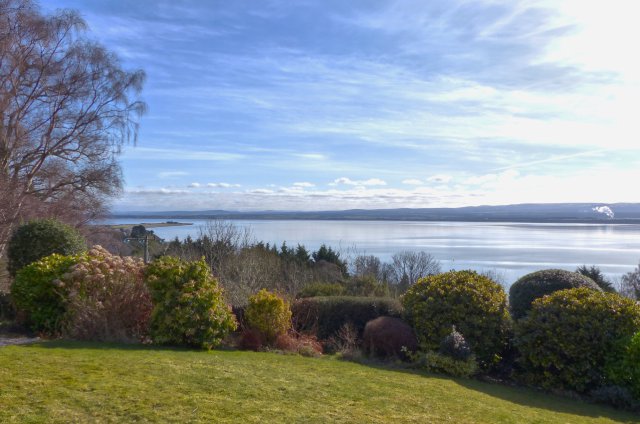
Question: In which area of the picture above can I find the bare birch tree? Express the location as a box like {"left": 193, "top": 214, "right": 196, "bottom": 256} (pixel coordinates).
{"left": 0, "top": 0, "right": 145, "bottom": 257}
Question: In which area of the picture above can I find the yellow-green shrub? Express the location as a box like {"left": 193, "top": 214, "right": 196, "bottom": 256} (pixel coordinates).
{"left": 145, "top": 256, "right": 237, "bottom": 349}
{"left": 606, "top": 332, "right": 640, "bottom": 399}
{"left": 11, "top": 253, "right": 82, "bottom": 333}
{"left": 402, "top": 270, "right": 510, "bottom": 366}
{"left": 245, "top": 289, "right": 292, "bottom": 344}
{"left": 515, "top": 288, "right": 640, "bottom": 393}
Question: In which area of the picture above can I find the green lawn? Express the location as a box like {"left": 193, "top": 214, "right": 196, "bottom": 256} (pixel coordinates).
{"left": 0, "top": 342, "right": 637, "bottom": 423}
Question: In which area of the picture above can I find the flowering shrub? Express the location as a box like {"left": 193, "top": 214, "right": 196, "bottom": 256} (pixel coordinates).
{"left": 11, "top": 253, "right": 81, "bottom": 333}
{"left": 245, "top": 289, "right": 292, "bottom": 344}
{"left": 439, "top": 326, "right": 472, "bottom": 361}
{"left": 61, "top": 246, "right": 151, "bottom": 342}
{"left": 145, "top": 256, "right": 237, "bottom": 349}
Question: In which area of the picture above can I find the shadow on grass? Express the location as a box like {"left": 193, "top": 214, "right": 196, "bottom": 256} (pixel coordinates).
{"left": 18, "top": 339, "right": 242, "bottom": 353}
{"left": 339, "top": 358, "right": 638, "bottom": 422}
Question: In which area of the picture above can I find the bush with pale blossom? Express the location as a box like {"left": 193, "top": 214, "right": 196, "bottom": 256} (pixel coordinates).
{"left": 61, "top": 246, "right": 152, "bottom": 342}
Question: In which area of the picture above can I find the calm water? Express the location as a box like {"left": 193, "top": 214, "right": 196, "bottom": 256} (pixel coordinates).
{"left": 101, "top": 218, "right": 640, "bottom": 285}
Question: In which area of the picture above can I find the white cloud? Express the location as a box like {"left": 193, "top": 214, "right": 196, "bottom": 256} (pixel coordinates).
{"left": 331, "top": 177, "right": 387, "bottom": 186}
{"left": 293, "top": 182, "right": 315, "bottom": 187}
{"left": 427, "top": 174, "right": 452, "bottom": 183}
{"left": 402, "top": 179, "right": 423, "bottom": 185}
{"left": 158, "top": 171, "right": 188, "bottom": 179}
{"left": 207, "top": 182, "right": 241, "bottom": 188}
{"left": 188, "top": 182, "right": 201, "bottom": 188}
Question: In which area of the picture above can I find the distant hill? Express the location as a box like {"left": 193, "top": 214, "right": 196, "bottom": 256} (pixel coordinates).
{"left": 112, "top": 203, "right": 640, "bottom": 223}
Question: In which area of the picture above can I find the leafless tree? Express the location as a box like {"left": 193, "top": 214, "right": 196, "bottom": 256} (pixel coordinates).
{"left": 351, "top": 254, "right": 383, "bottom": 280}
{"left": 0, "top": 0, "right": 145, "bottom": 257}
{"left": 619, "top": 262, "right": 640, "bottom": 300}
{"left": 389, "top": 251, "right": 441, "bottom": 293}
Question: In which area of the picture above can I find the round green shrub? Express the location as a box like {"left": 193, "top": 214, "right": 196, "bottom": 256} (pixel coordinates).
{"left": 606, "top": 332, "right": 640, "bottom": 399}
{"left": 515, "top": 288, "right": 640, "bottom": 393}
{"left": 509, "top": 268, "right": 601, "bottom": 320}
{"left": 145, "top": 256, "right": 237, "bottom": 349}
{"left": 11, "top": 253, "right": 82, "bottom": 333}
{"left": 402, "top": 270, "right": 510, "bottom": 366}
{"left": 245, "top": 289, "right": 292, "bottom": 344}
{"left": 7, "top": 219, "right": 86, "bottom": 277}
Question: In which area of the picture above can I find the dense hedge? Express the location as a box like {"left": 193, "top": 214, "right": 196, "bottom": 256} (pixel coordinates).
{"left": 515, "top": 288, "right": 640, "bottom": 393}
{"left": 245, "top": 289, "right": 292, "bottom": 344}
{"left": 509, "top": 269, "right": 601, "bottom": 319}
{"left": 402, "top": 270, "right": 510, "bottom": 366}
{"left": 606, "top": 332, "right": 640, "bottom": 399}
{"left": 11, "top": 253, "right": 81, "bottom": 333}
{"left": 145, "top": 256, "right": 237, "bottom": 349}
{"left": 292, "top": 296, "right": 402, "bottom": 340}
{"left": 7, "top": 219, "right": 86, "bottom": 277}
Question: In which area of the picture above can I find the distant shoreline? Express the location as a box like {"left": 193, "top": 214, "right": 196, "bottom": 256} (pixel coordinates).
{"left": 108, "top": 203, "right": 640, "bottom": 224}
{"left": 102, "top": 222, "right": 193, "bottom": 230}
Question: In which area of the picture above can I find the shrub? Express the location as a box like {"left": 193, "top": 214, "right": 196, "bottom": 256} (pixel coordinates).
{"left": 245, "top": 289, "right": 292, "bottom": 344}
{"left": 11, "top": 253, "right": 81, "bottom": 333}
{"left": 515, "top": 288, "right": 640, "bottom": 393}
{"left": 402, "top": 270, "right": 509, "bottom": 366}
{"left": 590, "top": 386, "right": 640, "bottom": 412}
{"left": 61, "top": 246, "right": 152, "bottom": 342}
{"left": 606, "top": 332, "right": 640, "bottom": 398}
{"left": 7, "top": 219, "right": 86, "bottom": 277}
{"left": 238, "top": 328, "right": 264, "bottom": 351}
{"left": 327, "top": 322, "right": 360, "bottom": 356}
{"left": 414, "top": 351, "right": 478, "bottom": 378}
{"left": 439, "top": 326, "right": 472, "bottom": 361}
{"left": 362, "top": 316, "right": 417, "bottom": 359}
{"left": 274, "top": 332, "right": 323, "bottom": 357}
{"left": 345, "top": 276, "right": 389, "bottom": 297}
{"left": 297, "top": 282, "right": 345, "bottom": 298}
{"left": 145, "top": 256, "right": 237, "bottom": 349}
{"left": 292, "top": 296, "right": 402, "bottom": 340}
{"left": 509, "top": 269, "right": 601, "bottom": 320}
{"left": 0, "top": 291, "right": 15, "bottom": 320}
{"left": 576, "top": 265, "right": 616, "bottom": 293}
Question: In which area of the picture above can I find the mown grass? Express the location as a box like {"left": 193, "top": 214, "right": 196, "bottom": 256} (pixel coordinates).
{"left": 0, "top": 342, "right": 637, "bottom": 423}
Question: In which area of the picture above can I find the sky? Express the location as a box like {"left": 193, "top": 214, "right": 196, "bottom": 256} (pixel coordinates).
{"left": 42, "top": 0, "right": 640, "bottom": 211}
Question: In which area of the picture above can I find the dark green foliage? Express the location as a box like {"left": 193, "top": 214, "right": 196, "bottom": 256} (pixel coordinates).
{"left": 297, "top": 282, "right": 345, "bottom": 298}
{"left": 515, "top": 288, "right": 640, "bottom": 393}
{"left": 7, "top": 219, "right": 86, "bottom": 277}
{"left": 362, "top": 316, "right": 417, "bottom": 359}
{"left": 606, "top": 332, "right": 640, "bottom": 399}
{"left": 291, "top": 296, "right": 402, "bottom": 340}
{"left": 11, "top": 253, "right": 81, "bottom": 333}
{"left": 440, "top": 326, "right": 472, "bottom": 361}
{"left": 422, "top": 351, "right": 478, "bottom": 378}
{"left": 590, "top": 386, "right": 640, "bottom": 412}
{"left": 312, "top": 244, "right": 347, "bottom": 275}
{"left": 130, "top": 225, "right": 147, "bottom": 238}
{"left": 345, "top": 276, "right": 389, "bottom": 297}
{"left": 145, "top": 256, "right": 237, "bottom": 349}
{"left": 576, "top": 265, "right": 616, "bottom": 292}
{"left": 0, "top": 291, "right": 15, "bottom": 320}
{"left": 402, "top": 270, "right": 510, "bottom": 366}
{"left": 509, "top": 268, "right": 601, "bottom": 320}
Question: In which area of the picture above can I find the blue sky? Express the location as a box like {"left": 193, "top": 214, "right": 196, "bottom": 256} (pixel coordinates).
{"left": 42, "top": 0, "right": 640, "bottom": 211}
